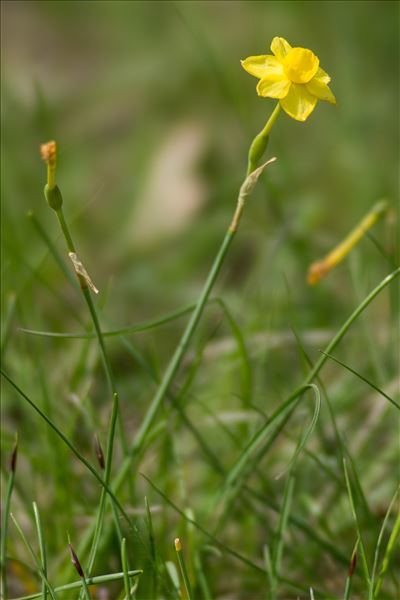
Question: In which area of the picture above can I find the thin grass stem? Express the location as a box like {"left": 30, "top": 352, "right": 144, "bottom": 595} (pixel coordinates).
{"left": 342, "top": 459, "right": 370, "bottom": 587}
{"left": 369, "top": 486, "right": 399, "bottom": 599}
{"left": 10, "top": 513, "right": 57, "bottom": 600}
{"left": 373, "top": 509, "right": 400, "bottom": 597}
{"left": 32, "top": 502, "right": 47, "bottom": 600}
{"left": 121, "top": 538, "right": 133, "bottom": 600}
{"left": 174, "top": 538, "right": 193, "bottom": 600}
{"left": 0, "top": 370, "right": 131, "bottom": 526}
{"left": 0, "top": 436, "right": 17, "bottom": 600}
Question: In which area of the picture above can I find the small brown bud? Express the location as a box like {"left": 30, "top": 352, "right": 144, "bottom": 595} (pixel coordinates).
{"left": 94, "top": 435, "right": 105, "bottom": 469}
{"left": 348, "top": 551, "right": 357, "bottom": 577}
{"left": 10, "top": 434, "right": 18, "bottom": 473}
{"left": 68, "top": 543, "right": 84, "bottom": 577}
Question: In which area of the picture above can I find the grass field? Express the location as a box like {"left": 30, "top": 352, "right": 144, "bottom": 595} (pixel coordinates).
{"left": 1, "top": 1, "right": 399, "bottom": 599}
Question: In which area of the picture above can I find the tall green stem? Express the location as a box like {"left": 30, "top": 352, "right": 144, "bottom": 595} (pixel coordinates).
{"left": 54, "top": 208, "right": 124, "bottom": 579}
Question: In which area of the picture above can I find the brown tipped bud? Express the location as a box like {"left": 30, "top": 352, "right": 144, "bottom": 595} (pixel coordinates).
{"left": 174, "top": 537, "right": 182, "bottom": 552}
{"left": 68, "top": 543, "right": 84, "bottom": 577}
{"left": 94, "top": 435, "right": 105, "bottom": 469}
{"left": 40, "top": 141, "right": 57, "bottom": 166}
{"left": 10, "top": 435, "right": 18, "bottom": 473}
{"left": 348, "top": 551, "right": 357, "bottom": 577}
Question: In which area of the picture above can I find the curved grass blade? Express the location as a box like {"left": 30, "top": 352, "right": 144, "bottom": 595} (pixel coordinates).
{"left": 319, "top": 350, "right": 399, "bottom": 410}
{"left": 275, "top": 384, "right": 321, "bottom": 480}
{"left": 19, "top": 303, "right": 198, "bottom": 339}
{"left": 218, "top": 268, "right": 400, "bottom": 509}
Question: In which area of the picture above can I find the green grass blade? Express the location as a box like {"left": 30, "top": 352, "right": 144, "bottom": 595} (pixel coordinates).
{"left": 271, "top": 475, "right": 295, "bottom": 599}
{"left": 275, "top": 384, "right": 321, "bottom": 480}
{"left": 0, "top": 370, "right": 131, "bottom": 527}
{"left": 13, "top": 569, "right": 143, "bottom": 600}
{"left": 343, "top": 538, "right": 359, "bottom": 600}
{"left": 19, "top": 302, "right": 197, "bottom": 339}
{"left": 218, "top": 268, "right": 400, "bottom": 509}
{"left": 373, "top": 507, "right": 400, "bottom": 598}
{"left": 319, "top": 350, "right": 399, "bottom": 410}
{"left": 145, "top": 496, "right": 158, "bottom": 599}
{"left": 27, "top": 210, "right": 78, "bottom": 288}
{"left": 32, "top": 502, "right": 47, "bottom": 600}
{"left": 369, "top": 486, "right": 399, "bottom": 599}
{"left": 10, "top": 513, "right": 57, "bottom": 600}
{"left": 342, "top": 459, "right": 370, "bottom": 587}
{"left": 0, "top": 435, "right": 17, "bottom": 600}
{"left": 142, "top": 473, "right": 266, "bottom": 575}
{"left": 121, "top": 538, "right": 133, "bottom": 600}
{"left": 174, "top": 538, "right": 194, "bottom": 600}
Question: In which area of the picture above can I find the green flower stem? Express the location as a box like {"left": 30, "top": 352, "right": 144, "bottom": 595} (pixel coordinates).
{"left": 53, "top": 207, "right": 127, "bottom": 579}
{"left": 247, "top": 102, "right": 281, "bottom": 175}
{"left": 124, "top": 228, "right": 235, "bottom": 457}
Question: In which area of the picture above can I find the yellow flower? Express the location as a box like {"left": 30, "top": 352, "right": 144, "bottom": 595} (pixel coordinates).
{"left": 241, "top": 36, "right": 336, "bottom": 121}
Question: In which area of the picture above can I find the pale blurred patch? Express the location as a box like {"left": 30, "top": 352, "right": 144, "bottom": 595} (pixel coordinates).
{"left": 126, "top": 122, "right": 207, "bottom": 247}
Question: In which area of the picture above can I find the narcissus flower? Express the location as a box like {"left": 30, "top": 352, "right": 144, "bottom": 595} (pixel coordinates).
{"left": 241, "top": 37, "right": 336, "bottom": 122}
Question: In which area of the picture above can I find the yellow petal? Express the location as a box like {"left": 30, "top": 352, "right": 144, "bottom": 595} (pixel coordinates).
{"left": 313, "top": 67, "right": 331, "bottom": 84}
{"left": 306, "top": 77, "right": 336, "bottom": 104}
{"left": 280, "top": 84, "right": 317, "bottom": 121}
{"left": 257, "top": 76, "right": 291, "bottom": 99}
{"left": 241, "top": 55, "right": 284, "bottom": 79}
{"left": 270, "top": 37, "right": 292, "bottom": 61}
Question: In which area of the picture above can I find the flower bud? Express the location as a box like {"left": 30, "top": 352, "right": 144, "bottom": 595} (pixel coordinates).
{"left": 247, "top": 131, "right": 270, "bottom": 173}
{"left": 44, "top": 183, "right": 63, "bottom": 211}
{"left": 68, "top": 543, "right": 84, "bottom": 577}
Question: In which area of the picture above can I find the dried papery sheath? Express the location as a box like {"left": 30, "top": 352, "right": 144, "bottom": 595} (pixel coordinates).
{"left": 68, "top": 252, "right": 99, "bottom": 294}
{"left": 68, "top": 543, "right": 84, "bottom": 577}
{"left": 94, "top": 435, "right": 105, "bottom": 469}
{"left": 230, "top": 157, "right": 277, "bottom": 232}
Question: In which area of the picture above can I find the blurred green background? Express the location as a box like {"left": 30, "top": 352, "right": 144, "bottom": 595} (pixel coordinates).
{"left": 1, "top": 1, "right": 399, "bottom": 598}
